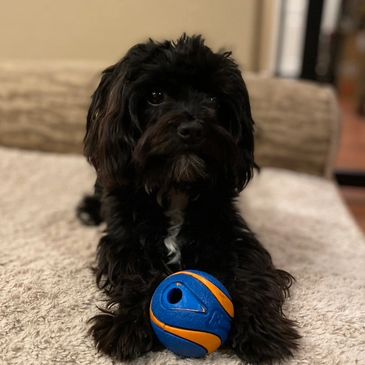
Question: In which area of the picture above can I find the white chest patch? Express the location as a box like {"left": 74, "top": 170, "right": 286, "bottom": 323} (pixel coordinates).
{"left": 163, "top": 190, "right": 188, "bottom": 265}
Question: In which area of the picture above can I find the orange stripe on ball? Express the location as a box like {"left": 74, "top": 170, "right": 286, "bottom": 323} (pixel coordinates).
{"left": 172, "top": 271, "right": 234, "bottom": 318}
{"left": 150, "top": 306, "right": 221, "bottom": 353}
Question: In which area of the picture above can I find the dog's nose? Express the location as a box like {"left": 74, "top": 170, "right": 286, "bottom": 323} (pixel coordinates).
{"left": 177, "top": 121, "right": 204, "bottom": 143}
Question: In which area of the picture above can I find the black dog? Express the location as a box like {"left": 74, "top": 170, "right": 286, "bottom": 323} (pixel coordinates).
{"left": 78, "top": 34, "right": 300, "bottom": 364}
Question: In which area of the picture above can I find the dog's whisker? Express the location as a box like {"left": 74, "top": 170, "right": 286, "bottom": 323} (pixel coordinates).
{"left": 144, "top": 184, "right": 152, "bottom": 195}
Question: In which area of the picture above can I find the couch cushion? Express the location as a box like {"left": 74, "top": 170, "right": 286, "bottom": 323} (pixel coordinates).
{"left": 0, "top": 62, "right": 339, "bottom": 178}
{"left": 0, "top": 146, "right": 363, "bottom": 364}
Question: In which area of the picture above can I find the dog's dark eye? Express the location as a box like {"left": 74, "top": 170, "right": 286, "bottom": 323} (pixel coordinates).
{"left": 148, "top": 90, "right": 165, "bottom": 106}
{"left": 208, "top": 96, "right": 218, "bottom": 106}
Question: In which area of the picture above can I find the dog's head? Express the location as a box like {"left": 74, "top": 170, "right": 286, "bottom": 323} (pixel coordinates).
{"left": 84, "top": 35, "right": 255, "bottom": 194}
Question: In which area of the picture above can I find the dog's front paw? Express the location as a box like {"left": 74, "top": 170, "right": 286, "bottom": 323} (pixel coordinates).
{"left": 88, "top": 312, "right": 154, "bottom": 361}
{"left": 231, "top": 316, "right": 300, "bottom": 364}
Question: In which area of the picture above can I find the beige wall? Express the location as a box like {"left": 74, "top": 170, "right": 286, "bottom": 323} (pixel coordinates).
{"left": 0, "top": 0, "right": 260, "bottom": 70}
{"left": 257, "top": 0, "right": 281, "bottom": 74}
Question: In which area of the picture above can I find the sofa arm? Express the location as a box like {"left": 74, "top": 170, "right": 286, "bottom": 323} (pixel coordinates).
{"left": 0, "top": 61, "right": 101, "bottom": 154}
{"left": 0, "top": 62, "right": 340, "bottom": 178}
{"left": 246, "top": 75, "right": 340, "bottom": 178}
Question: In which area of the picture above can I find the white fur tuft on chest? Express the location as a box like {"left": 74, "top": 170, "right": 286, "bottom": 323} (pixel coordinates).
{"left": 163, "top": 190, "right": 188, "bottom": 265}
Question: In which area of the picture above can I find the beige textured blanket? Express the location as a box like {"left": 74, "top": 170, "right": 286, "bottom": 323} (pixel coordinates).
{"left": 0, "top": 146, "right": 364, "bottom": 365}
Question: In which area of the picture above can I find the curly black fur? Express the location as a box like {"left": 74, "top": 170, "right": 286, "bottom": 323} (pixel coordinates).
{"left": 78, "top": 34, "right": 300, "bottom": 363}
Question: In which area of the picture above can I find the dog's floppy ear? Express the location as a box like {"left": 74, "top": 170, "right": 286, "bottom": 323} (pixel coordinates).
{"left": 220, "top": 54, "right": 255, "bottom": 192}
{"left": 84, "top": 58, "right": 136, "bottom": 190}
{"left": 234, "top": 79, "right": 255, "bottom": 191}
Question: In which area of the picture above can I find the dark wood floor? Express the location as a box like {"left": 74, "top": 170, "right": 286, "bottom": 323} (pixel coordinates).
{"left": 340, "top": 187, "right": 365, "bottom": 232}
{"left": 336, "top": 101, "right": 365, "bottom": 233}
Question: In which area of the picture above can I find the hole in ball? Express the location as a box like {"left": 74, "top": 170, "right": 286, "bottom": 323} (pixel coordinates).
{"left": 167, "top": 287, "right": 183, "bottom": 304}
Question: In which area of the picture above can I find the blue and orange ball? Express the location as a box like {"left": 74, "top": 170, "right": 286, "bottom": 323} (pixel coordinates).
{"left": 150, "top": 270, "right": 234, "bottom": 358}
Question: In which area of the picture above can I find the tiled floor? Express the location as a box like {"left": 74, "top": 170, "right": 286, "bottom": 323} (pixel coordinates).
{"left": 336, "top": 100, "right": 365, "bottom": 233}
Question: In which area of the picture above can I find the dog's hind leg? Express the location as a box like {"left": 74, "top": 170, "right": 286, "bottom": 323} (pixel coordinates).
{"left": 77, "top": 180, "right": 104, "bottom": 226}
